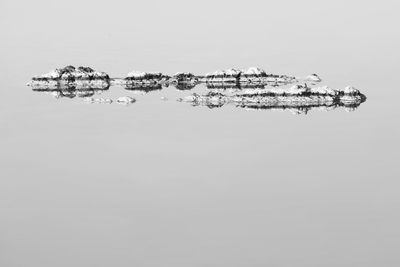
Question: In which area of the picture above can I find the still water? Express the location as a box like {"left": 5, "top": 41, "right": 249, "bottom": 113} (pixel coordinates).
{"left": 1, "top": 0, "right": 399, "bottom": 266}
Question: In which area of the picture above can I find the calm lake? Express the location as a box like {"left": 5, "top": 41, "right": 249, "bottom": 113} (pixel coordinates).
{"left": 1, "top": 0, "right": 399, "bottom": 266}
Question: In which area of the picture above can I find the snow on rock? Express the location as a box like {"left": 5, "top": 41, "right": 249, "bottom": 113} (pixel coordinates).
{"left": 310, "top": 86, "right": 338, "bottom": 96}
{"left": 225, "top": 69, "right": 241, "bottom": 76}
{"left": 343, "top": 86, "right": 360, "bottom": 95}
{"left": 40, "top": 70, "right": 62, "bottom": 79}
{"left": 126, "top": 71, "right": 146, "bottom": 79}
{"left": 206, "top": 69, "right": 241, "bottom": 78}
{"left": 242, "top": 67, "right": 267, "bottom": 77}
{"left": 287, "top": 85, "right": 310, "bottom": 95}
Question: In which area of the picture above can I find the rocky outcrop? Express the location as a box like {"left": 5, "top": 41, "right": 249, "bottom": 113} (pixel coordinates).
{"left": 202, "top": 69, "right": 242, "bottom": 83}
{"left": 121, "top": 71, "right": 199, "bottom": 90}
{"left": 28, "top": 66, "right": 110, "bottom": 90}
{"left": 28, "top": 66, "right": 366, "bottom": 113}
{"left": 28, "top": 66, "right": 320, "bottom": 89}
{"left": 201, "top": 67, "right": 317, "bottom": 86}
{"left": 125, "top": 71, "right": 167, "bottom": 81}
{"left": 171, "top": 72, "right": 198, "bottom": 83}
{"left": 31, "top": 66, "right": 109, "bottom": 81}
{"left": 124, "top": 71, "right": 170, "bottom": 84}
{"left": 29, "top": 66, "right": 320, "bottom": 91}
{"left": 178, "top": 85, "right": 366, "bottom": 113}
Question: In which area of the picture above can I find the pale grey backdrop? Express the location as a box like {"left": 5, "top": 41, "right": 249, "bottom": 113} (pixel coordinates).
{"left": 1, "top": 0, "right": 399, "bottom": 266}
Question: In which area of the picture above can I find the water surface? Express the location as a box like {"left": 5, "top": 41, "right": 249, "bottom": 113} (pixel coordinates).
{"left": 1, "top": 1, "right": 399, "bottom": 266}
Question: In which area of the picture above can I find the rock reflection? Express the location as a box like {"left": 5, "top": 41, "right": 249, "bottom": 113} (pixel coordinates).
{"left": 31, "top": 85, "right": 109, "bottom": 99}
{"left": 124, "top": 83, "right": 163, "bottom": 93}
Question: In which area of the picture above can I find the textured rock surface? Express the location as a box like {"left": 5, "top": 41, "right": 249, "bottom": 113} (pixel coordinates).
{"left": 169, "top": 72, "right": 199, "bottom": 90}
{"left": 124, "top": 71, "right": 170, "bottom": 84}
{"left": 171, "top": 72, "right": 198, "bottom": 83}
{"left": 31, "top": 66, "right": 109, "bottom": 81}
{"left": 120, "top": 71, "right": 199, "bottom": 90}
{"left": 29, "top": 66, "right": 110, "bottom": 90}
{"left": 201, "top": 67, "right": 306, "bottom": 85}
{"left": 178, "top": 85, "right": 366, "bottom": 113}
